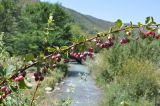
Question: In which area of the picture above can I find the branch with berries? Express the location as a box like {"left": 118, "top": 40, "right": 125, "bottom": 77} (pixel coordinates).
{"left": 0, "top": 16, "right": 160, "bottom": 105}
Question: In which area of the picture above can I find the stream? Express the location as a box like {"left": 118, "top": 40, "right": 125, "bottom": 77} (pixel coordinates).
{"left": 51, "top": 63, "right": 103, "bottom": 106}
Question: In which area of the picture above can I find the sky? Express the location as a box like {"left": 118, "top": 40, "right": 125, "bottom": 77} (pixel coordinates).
{"left": 40, "top": 0, "right": 160, "bottom": 24}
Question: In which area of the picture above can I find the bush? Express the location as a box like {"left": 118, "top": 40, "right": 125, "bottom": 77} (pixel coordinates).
{"left": 87, "top": 38, "right": 160, "bottom": 106}
{"left": 100, "top": 58, "right": 160, "bottom": 106}
{"left": 118, "top": 59, "right": 159, "bottom": 99}
{"left": 101, "top": 82, "right": 156, "bottom": 106}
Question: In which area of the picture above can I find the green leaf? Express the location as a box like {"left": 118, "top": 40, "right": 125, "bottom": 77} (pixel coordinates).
{"left": 115, "top": 19, "right": 123, "bottom": 28}
{"left": 78, "top": 36, "right": 86, "bottom": 43}
{"left": 151, "top": 17, "right": 154, "bottom": 22}
{"left": 111, "top": 26, "right": 118, "bottom": 32}
{"left": 25, "top": 53, "right": 34, "bottom": 62}
{"left": 60, "top": 46, "right": 68, "bottom": 51}
{"left": 145, "top": 16, "right": 151, "bottom": 24}
{"left": 47, "top": 47, "right": 56, "bottom": 53}
{"left": 148, "top": 22, "right": 156, "bottom": 26}
{"left": 53, "top": 46, "right": 60, "bottom": 52}
{"left": 4, "top": 65, "right": 15, "bottom": 77}
{"left": 18, "top": 79, "right": 32, "bottom": 89}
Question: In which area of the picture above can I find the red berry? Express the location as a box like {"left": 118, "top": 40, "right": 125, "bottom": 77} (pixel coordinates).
{"left": 80, "top": 54, "right": 84, "bottom": 59}
{"left": 37, "top": 72, "right": 42, "bottom": 76}
{"left": 56, "top": 53, "right": 61, "bottom": 58}
{"left": 99, "top": 44, "right": 105, "bottom": 48}
{"left": 39, "top": 76, "right": 44, "bottom": 81}
{"left": 146, "top": 31, "right": 153, "bottom": 35}
{"left": 5, "top": 90, "right": 11, "bottom": 95}
{"left": 1, "top": 86, "right": 6, "bottom": 92}
{"left": 18, "top": 75, "right": 24, "bottom": 81}
{"left": 55, "top": 57, "right": 61, "bottom": 62}
{"left": 96, "top": 43, "right": 101, "bottom": 47}
{"left": 120, "top": 37, "right": 129, "bottom": 44}
{"left": 34, "top": 72, "right": 38, "bottom": 77}
{"left": 73, "top": 53, "right": 77, "bottom": 56}
{"left": 75, "top": 54, "right": 80, "bottom": 58}
{"left": 35, "top": 77, "right": 39, "bottom": 81}
{"left": 146, "top": 31, "right": 155, "bottom": 37}
{"left": 15, "top": 77, "right": 19, "bottom": 82}
{"left": 105, "top": 40, "right": 113, "bottom": 47}
{"left": 51, "top": 55, "right": 56, "bottom": 59}
{"left": 83, "top": 51, "right": 88, "bottom": 56}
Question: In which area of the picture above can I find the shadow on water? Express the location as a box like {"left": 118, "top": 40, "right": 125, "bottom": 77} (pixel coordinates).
{"left": 69, "top": 61, "right": 82, "bottom": 65}
{"left": 67, "top": 62, "right": 90, "bottom": 77}
{"left": 67, "top": 71, "right": 89, "bottom": 77}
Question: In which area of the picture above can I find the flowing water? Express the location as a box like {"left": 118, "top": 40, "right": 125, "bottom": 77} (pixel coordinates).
{"left": 52, "top": 63, "right": 103, "bottom": 106}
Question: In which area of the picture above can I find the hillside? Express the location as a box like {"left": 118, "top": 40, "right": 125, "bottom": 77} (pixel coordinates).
{"left": 25, "top": 0, "right": 114, "bottom": 34}
{"left": 64, "top": 8, "right": 114, "bottom": 34}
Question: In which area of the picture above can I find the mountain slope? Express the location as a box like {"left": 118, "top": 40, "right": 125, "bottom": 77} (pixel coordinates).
{"left": 33, "top": 0, "right": 114, "bottom": 33}
{"left": 64, "top": 8, "right": 114, "bottom": 34}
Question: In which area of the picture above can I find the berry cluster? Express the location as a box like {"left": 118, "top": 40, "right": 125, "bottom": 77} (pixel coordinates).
{"left": 0, "top": 86, "right": 11, "bottom": 99}
{"left": 143, "top": 31, "right": 159, "bottom": 39}
{"left": 51, "top": 53, "right": 61, "bottom": 62}
{"left": 70, "top": 48, "right": 94, "bottom": 61}
{"left": 15, "top": 71, "right": 26, "bottom": 82}
{"left": 34, "top": 72, "right": 44, "bottom": 81}
{"left": 10, "top": 70, "right": 26, "bottom": 82}
{"left": 95, "top": 35, "right": 114, "bottom": 48}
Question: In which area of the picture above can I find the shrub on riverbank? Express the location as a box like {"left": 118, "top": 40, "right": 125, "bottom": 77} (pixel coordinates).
{"left": 100, "top": 58, "right": 160, "bottom": 106}
{"left": 87, "top": 39, "right": 160, "bottom": 106}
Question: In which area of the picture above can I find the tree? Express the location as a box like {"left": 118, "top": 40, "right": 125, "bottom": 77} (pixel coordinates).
{"left": 1, "top": 2, "right": 73, "bottom": 55}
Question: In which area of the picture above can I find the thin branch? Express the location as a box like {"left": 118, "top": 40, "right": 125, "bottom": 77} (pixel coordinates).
{"left": 30, "top": 81, "right": 40, "bottom": 106}
{"left": 5, "top": 24, "right": 160, "bottom": 84}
